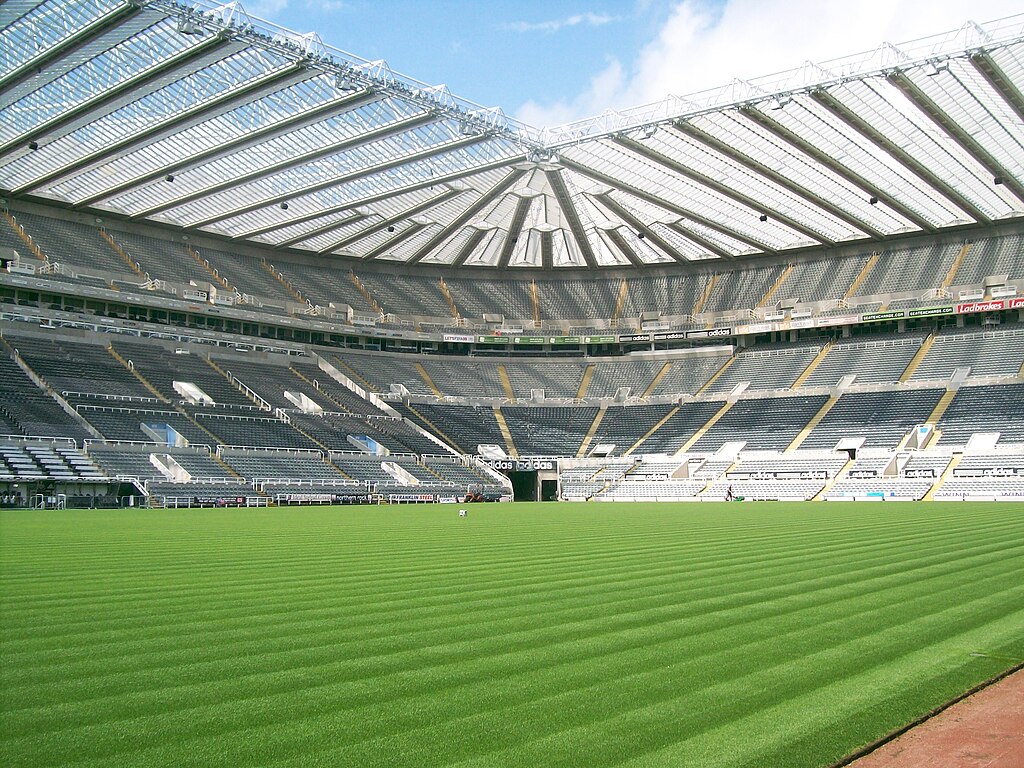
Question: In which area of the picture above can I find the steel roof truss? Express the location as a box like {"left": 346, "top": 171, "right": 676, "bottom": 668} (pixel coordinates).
{"left": 809, "top": 89, "right": 991, "bottom": 223}
{"left": 76, "top": 90, "right": 383, "bottom": 208}
{"left": 0, "top": 1, "right": 140, "bottom": 94}
{"left": 738, "top": 105, "right": 936, "bottom": 232}
{"left": 0, "top": 34, "right": 232, "bottom": 159}
{"left": 207, "top": 148, "right": 517, "bottom": 235}
{"left": 671, "top": 120, "right": 886, "bottom": 239}
{"left": 318, "top": 187, "right": 461, "bottom": 253}
{"left": 407, "top": 168, "right": 526, "bottom": 264}
{"left": 887, "top": 71, "right": 1024, "bottom": 206}
{"left": 133, "top": 111, "right": 436, "bottom": 219}
{"left": 613, "top": 135, "right": 833, "bottom": 245}
{"left": 593, "top": 193, "right": 694, "bottom": 262}
{"left": 14, "top": 62, "right": 314, "bottom": 196}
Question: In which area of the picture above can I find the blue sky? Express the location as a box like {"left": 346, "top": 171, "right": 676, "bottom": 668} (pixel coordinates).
{"left": 248, "top": 0, "right": 1022, "bottom": 128}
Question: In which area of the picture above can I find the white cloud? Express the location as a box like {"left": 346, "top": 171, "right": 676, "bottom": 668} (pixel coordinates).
{"left": 504, "top": 12, "right": 619, "bottom": 33}
{"left": 245, "top": 0, "right": 290, "bottom": 18}
{"left": 516, "top": 0, "right": 1023, "bottom": 128}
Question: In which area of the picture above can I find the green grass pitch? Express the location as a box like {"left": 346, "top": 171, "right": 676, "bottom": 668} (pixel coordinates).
{"left": 2, "top": 502, "right": 1023, "bottom": 768}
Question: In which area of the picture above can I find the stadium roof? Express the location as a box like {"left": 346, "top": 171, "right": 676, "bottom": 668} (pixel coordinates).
{"left": 1, "top": 1, "right": 1024, "bottom": 270}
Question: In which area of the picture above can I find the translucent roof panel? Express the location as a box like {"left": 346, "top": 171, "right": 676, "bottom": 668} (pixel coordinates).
{"left": 0, "top": 2, "right": 1022, "bottom": 271}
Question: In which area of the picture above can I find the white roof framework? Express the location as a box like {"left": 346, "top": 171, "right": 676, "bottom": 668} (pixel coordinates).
{"left": 0, "top": 0, "right": 1023, "bottom": 269}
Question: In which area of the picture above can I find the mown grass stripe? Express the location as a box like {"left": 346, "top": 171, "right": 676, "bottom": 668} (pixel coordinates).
{"left": 2, "top": 503, "right": 1022, "bottom": 768}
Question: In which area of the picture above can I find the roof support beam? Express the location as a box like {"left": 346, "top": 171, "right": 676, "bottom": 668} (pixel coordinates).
{"left": 226, "top": 154, "right": 520, "bottom": 239}
{"left": 360, "top": 222, "right": 427, "bottom": 261}
{"left": 601, "top": 228, "right": 645, "bottom": 268}
{"left": 886, "top": 71, "right": 1024, "bottom": 207}
{"left": 76, "top": 90, "right": 383, "bottom": 208}
{"left": 451, "top": 229, "right": 487, "bottom": 267}
{"left": 671, "top": 121, "right": 886, "bottom": 239}
{"left": 613, "top": 135, "right": 832, "bottom": 245}
{"left": 969, "top": 52, "right": 1024, "bottom": 130}
{"left": 809, "top": 90, "right": 991, "bottom": 223}
{"left": 0, "top": 1, "right": 140, "bottom": 94}
{"left": 407, "top": 168, "right": 525, "bottom": 264}
{"left": 496, "top": 197, "right": 533, "bottom": 269}
{"left": 739, "top": 105, "right": 937, "bottom": 232}
{"left": 0, "top": 34, "right": 233, "bottom": 159}
{"left": 13, "top": 61, "right": 315, "bottom": 195}
{"left": 560, "top": 156, "right": 770, "bottom": 255}
{"left": 594, "top": 193, "right": 698, "bottom": 262}
{"left": 0, "top": 12, "right": 158, "bottom": 112}
{"left": 319, "top": 187, "right": 461, "bottom": 253}
{"left": 544, "top": 169, "right": 598, "bottom": 268}
{"left": 187, "top": 133, "right": 490, "bottom": 230}
{"left": 272, "top": 213, "right": 367, "bottom": 249}
{"left": 133, "top": 111, "right": 437, "bottom": 218}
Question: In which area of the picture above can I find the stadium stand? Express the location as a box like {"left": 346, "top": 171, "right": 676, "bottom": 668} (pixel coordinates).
{"left": 801, "top": 390, "right": 945, "bottom": 449}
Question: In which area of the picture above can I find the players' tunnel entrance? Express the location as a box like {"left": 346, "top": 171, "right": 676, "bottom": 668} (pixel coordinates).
{"left": 509, "top": 470, "right": 538, "bottom": 501}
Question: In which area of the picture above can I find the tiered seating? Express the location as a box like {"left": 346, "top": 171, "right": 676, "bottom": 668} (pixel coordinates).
{"left": 0, "top": 352, "right": 92, "bottom": 440}
{"left": 825, "top": 478, "right": 933, "bottom": 500}
{"left": 444, "top": 277, "right": 533, "bottom": 321}
{"left": 802, "top": 389, "right": 944, "bottom": 449}
{"left": 147, "top": 481, "right": 256, "bottom": 504}
{"left": 279, "top": 263, "right": 376, "bottom": 313}
{"left": 802, "top": 335, "right": 924, "bottom": 387}
{"left": 211, "top": 356, "right": 326, "bottom": 410}
{"left": 359, "top": 274, "right": 451, "bottom": 317}
{"left": 219, "top": 449, "right": 344, "bottom": 481}
{"left": 114, "top": 342, "right": 251, "bottom": 406}
{"left": 421, "top": 359, "right": 506, "bottom": 398}
{"left": 704, "top": 264, "right": 786, "bottom": 314}
{"left": 726, "top": 453, "right": 848, "bottom": 478}
{"left": 694, "top": 396, "right": 829, "bottom": 452}
{"left": 622, "top": 273, "right": 713, "bottom": 317}
{"left": 953, "top": 233, "right": 1024, "bottom": 285}
{"left": 774, "top": 256, "right": 869, "bottom": 305}
{"left": 85, "top": 444, "right": 165, "bottom": 480}
{"left": 395, "top": 403, "right": 504, "bottom": 453}
{"left": 598, "top": 479, "right": 705, "bottom": 501}
{"left": 0, "top": 442, "right": 105, "bottom": 480}
{"left": 336, "top": 352, "right": 433, "bottom": 395}
{"left": 590, "top": 404, "right": 676, "bottom": 454}
{"left": 192, "top": 410, "right": 315, "bottom": 449}
{"left": 937, "top": 385, "right": 1024, "bottom": 445}
{"left": 650, "top": 357, "right": 728, "bottom": 396}
{"left": 586, "top": 361, "right": 661, "bottom": 398}
{"left": 76, "top": 406, "right": 210, "bottom": 445}
{"left": 290, "top": 362, "right": 389, "bottom": 416}
{"left": 110, "top": 231, "right": 209, "bottom": 287}
{"left": 194, "top": 246, "right": 295, "bottom": 304}
{"left": 853, "top": 243, "right": 955, "bottom": 296}
{"left": 933, "top": 476, "right": 1024, "bottom": 500}
{"left": 502, "top": 406, "right": 599, "bottom": 456}
{"left": 706, "top": 344, "right": 822, "bottom": 394}
{"left": 171, "top": 452, "right": 238, "bottom": 480}
{"left": 536, "top": 279, "right": 619, "bottom": 320}
{"left": 14, "top": 211, "right": 131, "bottom": 276}
{"left": 9, "top": 335, "right": 151, "bottom": 400}
{"left": 634, "top": 401, "right": 725, "bottom": 454}
{"left": 504, "top": 361, "right": 585, "bottom": 399}
{"left": 421, "top": 456, "right": 500, "bottom": 489}
{"left": 329, "top": 454, "right": 398, "bottom": 484}
{"left": 911, "top": 327, "right": 1024, "bottom": 381}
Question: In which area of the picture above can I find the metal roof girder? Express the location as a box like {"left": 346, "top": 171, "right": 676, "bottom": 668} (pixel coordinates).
{"left": 612, "top": 134, "right": 834, "bottom": 245}
{"left": 229, "top": 154, "right": 521, "bottom": 240}
{"left": 886, "top": 70, "right": 1024, "bottom": 207}
{"left": 543, "top": 168, "right": 598, "bottom": 268}
{"left": 0, "top": 1, "right": 141, "bottom": 94}
{"left": 595, "top": 192, "right": 716, "bottom": 261}
{"left": 968, "top": 51, "right": 1024, "bottom": 130}
{"left": 12, "top": 61, "right": 315, "bottom": 196}
{"left": 317, "top": 187, "right": 461, "bottom": 253}
{"left": 738, "top": 104, "right": 936, "bottom": 232}
{"left": 189, "top": 134, "right": 501, "bottom": 230}
{"left": 131, "top": 110, "right": 438, "bottom": 219}
{"left": 0, "top": 32, "right": 233, "bottom": 159}
{"left": 75, "top": 90, "right": 384, "bottom": 208}
{"left": 360, "top": 221, "right": 427, "bottom": 261}
{"left": 406, "top": 168, "right": 526, "bottom": 264}
{"left": 671, "top": 120, "right": 886, "bottom": 239}
{"left": 560, "top": 155, "right": 770, "bottom": 256}
{"left": 809, "top": 88, "right": 992, "bottom": 223}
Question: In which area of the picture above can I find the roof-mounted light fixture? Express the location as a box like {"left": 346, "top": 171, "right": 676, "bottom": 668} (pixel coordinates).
{"left": 176, "top": 16, "right": 204, "bottom": 36}
{"left": 334, "top": 72, "right": 360, "bottom": 92}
